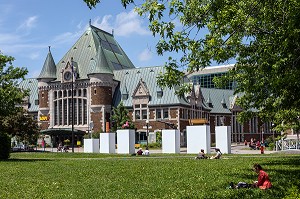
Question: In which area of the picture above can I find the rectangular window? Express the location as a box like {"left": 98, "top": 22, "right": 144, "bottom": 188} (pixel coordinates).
{"left": 141, "top": 104, "right": 147, "bottom": 108}
{"left": 156, "top": 109, "right": 161, "bottom": 119}
{"left": 78, "top": 99, "right": 82, "bottom": 125}
{"left": 83, "top": 99, "right": 87, "bottom": 124}
{"left": 142, "top": 110, "right": 147, "bottom": 119}
{"left": 59, "top": 100, "right": 62, "bottom": 125}
{"left": 63, "top": 99, "right": 67, "bottom": 125}
{"left": 135, "top": 110, "right": 140, "bottom": 120}
{"left": 54, "top": 101, "right": 58, "bottom": 125}
{"left": 163, "top": 109, "right": 169, "bottom": 119}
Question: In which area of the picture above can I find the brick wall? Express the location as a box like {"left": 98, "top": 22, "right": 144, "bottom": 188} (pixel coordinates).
{"left": 170, "top": 108, "right": 177, "bottom": 119}
{"left": 39, "top": 90, "right": 49, "bottom": 108}
{"left": 91, "top": 86, "right": 112, "bottom": 105}
{"left": 91, "top": 112, "right": 103, "bottom": 132}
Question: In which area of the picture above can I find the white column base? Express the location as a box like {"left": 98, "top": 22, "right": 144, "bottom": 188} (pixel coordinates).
{"left": 100, "top": 133, "right": 116, "bottom": 154}
{"left": 117, "top": 129, "right": 135, "bottom": 154}
{"left": 84, "top": 139, "right": 100, "bottom": 153}
{"left": 162, "top": 129, "right": 180, "bottom": 153}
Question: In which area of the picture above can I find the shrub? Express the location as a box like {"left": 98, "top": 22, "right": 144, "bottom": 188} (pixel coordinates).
{"left": 0, "top": 132, "right": 11, "bottom": 159}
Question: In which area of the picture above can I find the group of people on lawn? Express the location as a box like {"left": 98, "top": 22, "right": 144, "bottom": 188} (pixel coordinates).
{"left": 195, "top": 148, "right": 222, "bottom": 159}
{"left": 194, "top": 148, "right": 272, "bottom": 190}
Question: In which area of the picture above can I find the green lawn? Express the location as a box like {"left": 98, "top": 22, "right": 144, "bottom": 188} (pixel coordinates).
{"left": 0, "top": 153, "right": 299, "bottom": 199}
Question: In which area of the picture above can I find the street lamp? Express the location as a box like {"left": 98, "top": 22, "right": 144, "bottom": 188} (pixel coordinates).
{"left": 146, "top": 119, "right": 149, "bottom": 149}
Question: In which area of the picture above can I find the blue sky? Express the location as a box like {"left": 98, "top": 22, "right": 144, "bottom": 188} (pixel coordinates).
{"left": 0, "top": 0, "right": 182, "bottom": 78}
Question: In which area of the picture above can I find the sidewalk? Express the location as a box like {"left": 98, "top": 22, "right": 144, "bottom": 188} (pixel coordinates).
{"left": 38, "top": 144, "right": 276, "bottom": 154}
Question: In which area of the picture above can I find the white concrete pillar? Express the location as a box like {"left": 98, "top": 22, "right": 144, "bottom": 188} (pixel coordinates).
{"left": 215, "top": 126, "right": 231, "bottom": 154}
{"left": 100, "top": 133, "right": 116, "bottom": 153}
{"left": 84, "top": 138, "right": 100, "bottom": 153}
{"left": 117, "top": 129, "right": 135, "bottom": 154}
{"left": 187, "top": 125, "right": 211, "bottom": 154}
{"left": 162, "top": 129, "right": 180, "bottom": 153}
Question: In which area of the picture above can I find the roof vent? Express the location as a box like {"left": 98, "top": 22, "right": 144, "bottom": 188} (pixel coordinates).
{"left": 221, "top": 94, "right": 227, "bottom": 108}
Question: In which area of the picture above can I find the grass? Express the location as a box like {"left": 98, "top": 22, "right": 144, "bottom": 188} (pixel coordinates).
{"left": 0, "top": 153, "right": 300, "bottom": 199}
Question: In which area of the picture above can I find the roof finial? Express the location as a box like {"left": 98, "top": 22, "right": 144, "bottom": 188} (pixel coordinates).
{"left": 112, "top": 29, "right": 114, "bottom": 36}
{"left": 48, "top": 46, "right": 51, "bottom": 52}
{"left": 89, "top": 19, "right": 91, "bottom": 26}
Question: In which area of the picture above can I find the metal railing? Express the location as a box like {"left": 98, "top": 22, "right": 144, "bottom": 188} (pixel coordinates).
{"left": 275, "top": 139, "right": 300, "bottom": 151}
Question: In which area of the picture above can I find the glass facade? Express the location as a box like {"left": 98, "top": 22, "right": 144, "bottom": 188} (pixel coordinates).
{"left": 53, "top": 89, "right": 88, "bottom": 126}
{"left": 192, "top": 72, "right": 235, "bottom": 90}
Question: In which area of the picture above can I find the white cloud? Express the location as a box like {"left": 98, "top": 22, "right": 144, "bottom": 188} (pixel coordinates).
{"left": 93, "top": 9, "right": 150, "bottom": 37}
{"left": 138, "top": 48, "right": 153, "bottom": 61}
{"left": 18, "top": 16, "right": 38, "bottom": 31}
{"left": 52, "top": 30, "right": 82, "bottom": 45}
{"left": 93, "top": 15, "right": 113, "bottom": 33}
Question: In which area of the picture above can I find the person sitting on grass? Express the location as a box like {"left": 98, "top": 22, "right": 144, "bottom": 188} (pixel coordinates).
{"left": 195, "top": 149, "right": 208, "bottom": 159}
{"left": 143, "top": 147, "right": 150, "bottom": 156}
{"left": 136, "top": 148, "right": 143, "bottom": 155}
{"left": 210, "top": 148, "right": 222, "bottom": 159}
{"left": 228, "top": 163, "right": 271, "bottom": 189}
{"left": 252, "top": 163, "right": 272, "bottom": 190}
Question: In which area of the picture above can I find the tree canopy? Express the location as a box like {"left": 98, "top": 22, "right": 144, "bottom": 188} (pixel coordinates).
{"left": 84, "top": 0, "right": 300, "bottom": 130}
{"left": 0, "top": 52, "right": 28, "bottom": 117}
{"left": 111, "top": 101, "right": 135, "bottom": 132}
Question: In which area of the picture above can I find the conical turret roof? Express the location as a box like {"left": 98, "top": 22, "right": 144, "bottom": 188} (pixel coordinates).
{"left": 38, "top": 46, "right": 56, "bottom": 79}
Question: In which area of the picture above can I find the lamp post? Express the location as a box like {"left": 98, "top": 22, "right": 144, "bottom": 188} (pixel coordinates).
{"left": 146, "top": 119, "right": 149, "bottom": 149}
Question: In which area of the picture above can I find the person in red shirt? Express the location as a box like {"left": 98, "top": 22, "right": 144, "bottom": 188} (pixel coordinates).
{"left": 252, "top": 164, "right": 272, "bottom": 190}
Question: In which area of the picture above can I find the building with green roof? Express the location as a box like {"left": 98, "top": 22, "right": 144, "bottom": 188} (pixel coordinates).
{"left": 21, "top": 24, "right": 275, "bottom": 146}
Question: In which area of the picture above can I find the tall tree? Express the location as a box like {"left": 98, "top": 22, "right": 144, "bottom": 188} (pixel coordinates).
{"left": 84, "top": 0, "right": 300, "bottom": 129}
{"left": 0, "top": 52, "right": 28, "bottom": 158}
{"left": 0, "top": 52, "right": 28, "bottom": 117}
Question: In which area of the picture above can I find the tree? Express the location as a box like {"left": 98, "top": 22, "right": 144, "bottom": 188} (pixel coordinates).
{"left": 111, "top": 101, "right": 135, "bottom": 132}
{"left": 1, "top": 109, "right": 40, "bottom": 145}
{"left": 84, "top": 1, "right": 300, "bottom": 129}
{"left": 0, "top": 52, "right": 29, "bottom": 158}
{"left": 0, "top": 52, "right": 28, "bottom": 117}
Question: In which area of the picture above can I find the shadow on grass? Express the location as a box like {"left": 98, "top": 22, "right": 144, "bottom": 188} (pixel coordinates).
{"left": 1, "top": 158, "right": 53, "bottom": 162}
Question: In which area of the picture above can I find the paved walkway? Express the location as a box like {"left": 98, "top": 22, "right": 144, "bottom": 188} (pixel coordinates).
{"left": 38, "top": 143, "right": 277, "bottom": 154}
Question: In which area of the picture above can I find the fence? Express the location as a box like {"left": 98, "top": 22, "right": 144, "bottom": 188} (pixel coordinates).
{"left": 275, "top": 139, "right": 300, "bottom": 151}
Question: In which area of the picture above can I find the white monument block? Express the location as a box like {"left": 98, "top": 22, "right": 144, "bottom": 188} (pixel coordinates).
{"left": 84, "top": 138, "right": 100, "bottom": 153}
{"left": 117, "top": 129, "right": 135, "bottom": 154}
{"left": 187, "top": 125, "right": 211, "bottom": 154}
{"left": 215, "top": 126, "right": 231, "bottom": 154}
{"left": 100, "top": 133, "right": 116, "bottom": 153}
{"left": 162, "top": 129, "right": 180, "bottom": 153}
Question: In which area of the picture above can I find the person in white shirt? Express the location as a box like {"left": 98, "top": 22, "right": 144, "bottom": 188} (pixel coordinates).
{"left": 143, "top": 147, "right": 150, "bottom": 156}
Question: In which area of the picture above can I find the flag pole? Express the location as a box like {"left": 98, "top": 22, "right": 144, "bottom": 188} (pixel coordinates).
{"left": 71, "top": 57, "right": 75, "bottom": 153}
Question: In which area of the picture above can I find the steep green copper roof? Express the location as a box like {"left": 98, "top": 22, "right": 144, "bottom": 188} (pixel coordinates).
{"left": 201, "top": 88, "right": 234, "bottom": 114}
{"left": 113, "top": 66, "right": 190, "bottom": 107}
{"left": 54, "top": 25, "right": 135, "bottom": 81}
{"left": 18, "top": 78, "right": 39, "bottom": 112}
{"left": 38, "top": 47, "right": 56, "bottom": 79}
{"left": 87, "top": 45, "right": 112, "bottom": 75}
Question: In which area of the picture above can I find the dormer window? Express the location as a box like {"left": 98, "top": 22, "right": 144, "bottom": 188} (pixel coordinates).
{"left": 122, "top": 93, "right": 128, "bottom": 100}
{"left": 157, "top": 90, "right": 163, "bottom": 98}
